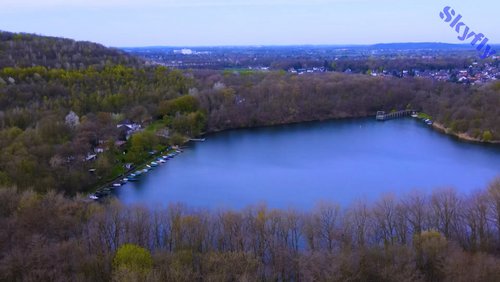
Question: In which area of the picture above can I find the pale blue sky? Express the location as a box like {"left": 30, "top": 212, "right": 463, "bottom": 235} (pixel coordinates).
{"left": 0, "top": 0, "right": 498, "bottom": 47}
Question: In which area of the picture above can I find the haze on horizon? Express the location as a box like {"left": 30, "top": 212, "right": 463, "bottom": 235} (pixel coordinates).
{"left": 1, "top": 0, "right": 498, "bottom": 47}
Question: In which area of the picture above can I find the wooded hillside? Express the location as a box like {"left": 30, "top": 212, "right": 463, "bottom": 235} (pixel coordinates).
{"left": 0, "top": 31, "right": 140, "bottom": 69}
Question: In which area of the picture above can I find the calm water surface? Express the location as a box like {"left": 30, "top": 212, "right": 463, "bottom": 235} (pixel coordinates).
{"left": 115, "top": 118, "right": 500, "bottom": 209}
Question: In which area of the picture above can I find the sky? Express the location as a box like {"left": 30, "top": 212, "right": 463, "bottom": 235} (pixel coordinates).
{"left": 0, "top": 0, "right": 498, "bottom": 47}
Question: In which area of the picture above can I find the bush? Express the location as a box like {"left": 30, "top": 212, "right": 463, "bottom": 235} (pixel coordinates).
{"left": 482, "top": 130, "right": 493, "bottom": 142}
{"left": 113, "top": 244, "right": 153, "bottom": 275}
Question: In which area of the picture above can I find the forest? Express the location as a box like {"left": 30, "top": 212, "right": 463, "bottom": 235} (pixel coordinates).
{"left": 0, "top": 31, "right": 140, "bottom": 69}
{"left": 195, "top": 70, "right": 499, "bottom": 142}
{"left": 0, "top": 31, "right": 500, "bottom": 281}
{"left": 0, "top": 64, "right": 201, "bottom": 193}
{"left": 0, "top": 179, "right": 500, "bottom": 281}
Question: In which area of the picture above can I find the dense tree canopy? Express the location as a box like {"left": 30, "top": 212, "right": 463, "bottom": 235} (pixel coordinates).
{"left": 0, "top": 31, "right": 140, "bottom": 69}
{"left": 1, "top": 179, "right": 500, "bottom": 281}
{"left": 194, "top": 70, "right": 499, "bottom": 141}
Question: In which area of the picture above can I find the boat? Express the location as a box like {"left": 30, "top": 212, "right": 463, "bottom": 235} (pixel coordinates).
{"left": 411, "top": 113, "right": 418, "bottom": 118}
{"left": 159, "top": 159, "right": 166, "bottom": 163}
{"left": 426, "top": 120, "right": 433, "bottom": 125}
{"left": 128, "top": 177, "right": 138, "bottom": 182}
{"left": 150, "top": 161, "right": 158, "bottom": 167}
{"left": 113, "top": 183, "right": 121, "bottom": 187}
{"left": 89, "top": 194, "right": 99, "bottom": 200}
{"left": 142, "top": 169, "right": 149, "bottom": 173}
{"left": 122, "top": 178, "right": 128, "bottom": 182}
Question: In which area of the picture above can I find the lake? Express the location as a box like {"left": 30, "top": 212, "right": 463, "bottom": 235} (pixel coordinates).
{"left": 114, "top": 118, "right": 500, "bottom": 209}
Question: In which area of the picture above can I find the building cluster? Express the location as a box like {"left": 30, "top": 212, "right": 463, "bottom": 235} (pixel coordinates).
{"left": 411, "top": 63, "right": 500, "bottom": 84}
{"left": 287, "top": 62, "right": 500, "bottom": 85}
{"left": 84, "top": 119, "right": 142, "bottom": 163}
{"left": 288, "top": 67, "right": 326, "bottom": 74}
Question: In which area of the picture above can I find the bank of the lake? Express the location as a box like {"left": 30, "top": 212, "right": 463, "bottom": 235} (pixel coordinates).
{"left": 432, "top": 122, "right": 500, "bottom": 144}
{"left": 114, "top": 118, "right": 500, "bottom": 209}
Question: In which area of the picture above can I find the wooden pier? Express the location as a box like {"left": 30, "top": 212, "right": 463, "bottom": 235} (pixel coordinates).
{"left": 376, "top": 110, "right": 415, "bottom": 121}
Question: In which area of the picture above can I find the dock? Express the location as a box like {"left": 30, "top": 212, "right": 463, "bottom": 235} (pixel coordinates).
{"left": 376, "top": 110, "right": 415, "bottom": 121}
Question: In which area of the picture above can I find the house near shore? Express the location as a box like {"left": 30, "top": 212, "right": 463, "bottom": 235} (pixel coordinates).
{"left": 117, "top": 119, "right": 142, "bottom": 140}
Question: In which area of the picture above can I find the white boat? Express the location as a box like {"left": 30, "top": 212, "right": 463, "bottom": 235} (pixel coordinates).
{"left": 113, "top": 183, "right": 121, "bottom": 187}
{"left": 411, "top": 113, "right": 418, "bottom": 118}
{"left": 89, "top": 195, "right": 99, "bottom": 200}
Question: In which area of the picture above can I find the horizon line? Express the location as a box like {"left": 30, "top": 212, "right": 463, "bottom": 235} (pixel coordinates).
{"left": 117, "top": 42, "right": 500, "bottom": 49}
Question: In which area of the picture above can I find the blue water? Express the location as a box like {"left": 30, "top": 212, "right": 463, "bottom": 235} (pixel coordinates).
{"left": 115, "top": 118, "right": 500, "bottom": 209}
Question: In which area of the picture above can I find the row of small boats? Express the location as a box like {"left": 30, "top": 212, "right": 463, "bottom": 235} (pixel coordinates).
{"left": 89, "top": 149, "right": 182, "bottom": 200}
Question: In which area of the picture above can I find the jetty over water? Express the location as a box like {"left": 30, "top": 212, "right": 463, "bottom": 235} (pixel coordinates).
{"left": 376, "top": 110, "right": 415, "bottom": 121}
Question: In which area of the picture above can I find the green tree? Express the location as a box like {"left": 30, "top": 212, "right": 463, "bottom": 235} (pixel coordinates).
{"left": 113, "top": 244, "right": 153, "bottom": 276}
{"left": 482, "top": 130, "right": 493, "bottom": 142}
{"left": 159, "top": 95, "right": 199, "bottom": 116}
{"left": 171, "top": 111, "right": 206, "bottom": 137}
{"left": 124, "top": 131, "right": 159, "bottom": 163}
{"left": 414, "top": 231, "right": 448, "bottom": 282}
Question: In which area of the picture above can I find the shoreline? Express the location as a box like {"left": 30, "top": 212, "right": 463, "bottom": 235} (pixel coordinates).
{"left": 432, "top": 122, "right": 500, "bottom": 144}
{"left": 90, "top": 115, "right": 498, "bottom": 199}
{"left": 206, "top": 115, "right": 499, "bottom": 145}
{"left": 89, "top": 145, "right": 183, "bottom": 199}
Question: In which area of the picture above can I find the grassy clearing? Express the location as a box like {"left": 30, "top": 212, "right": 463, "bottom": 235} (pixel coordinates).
{"left": 417, "top": 112, "right": 433, "bottom": 120}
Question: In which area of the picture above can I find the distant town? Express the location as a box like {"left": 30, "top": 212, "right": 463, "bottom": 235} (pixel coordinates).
{"left": 124, "top": 43, "right": 500, "bottom": 85}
